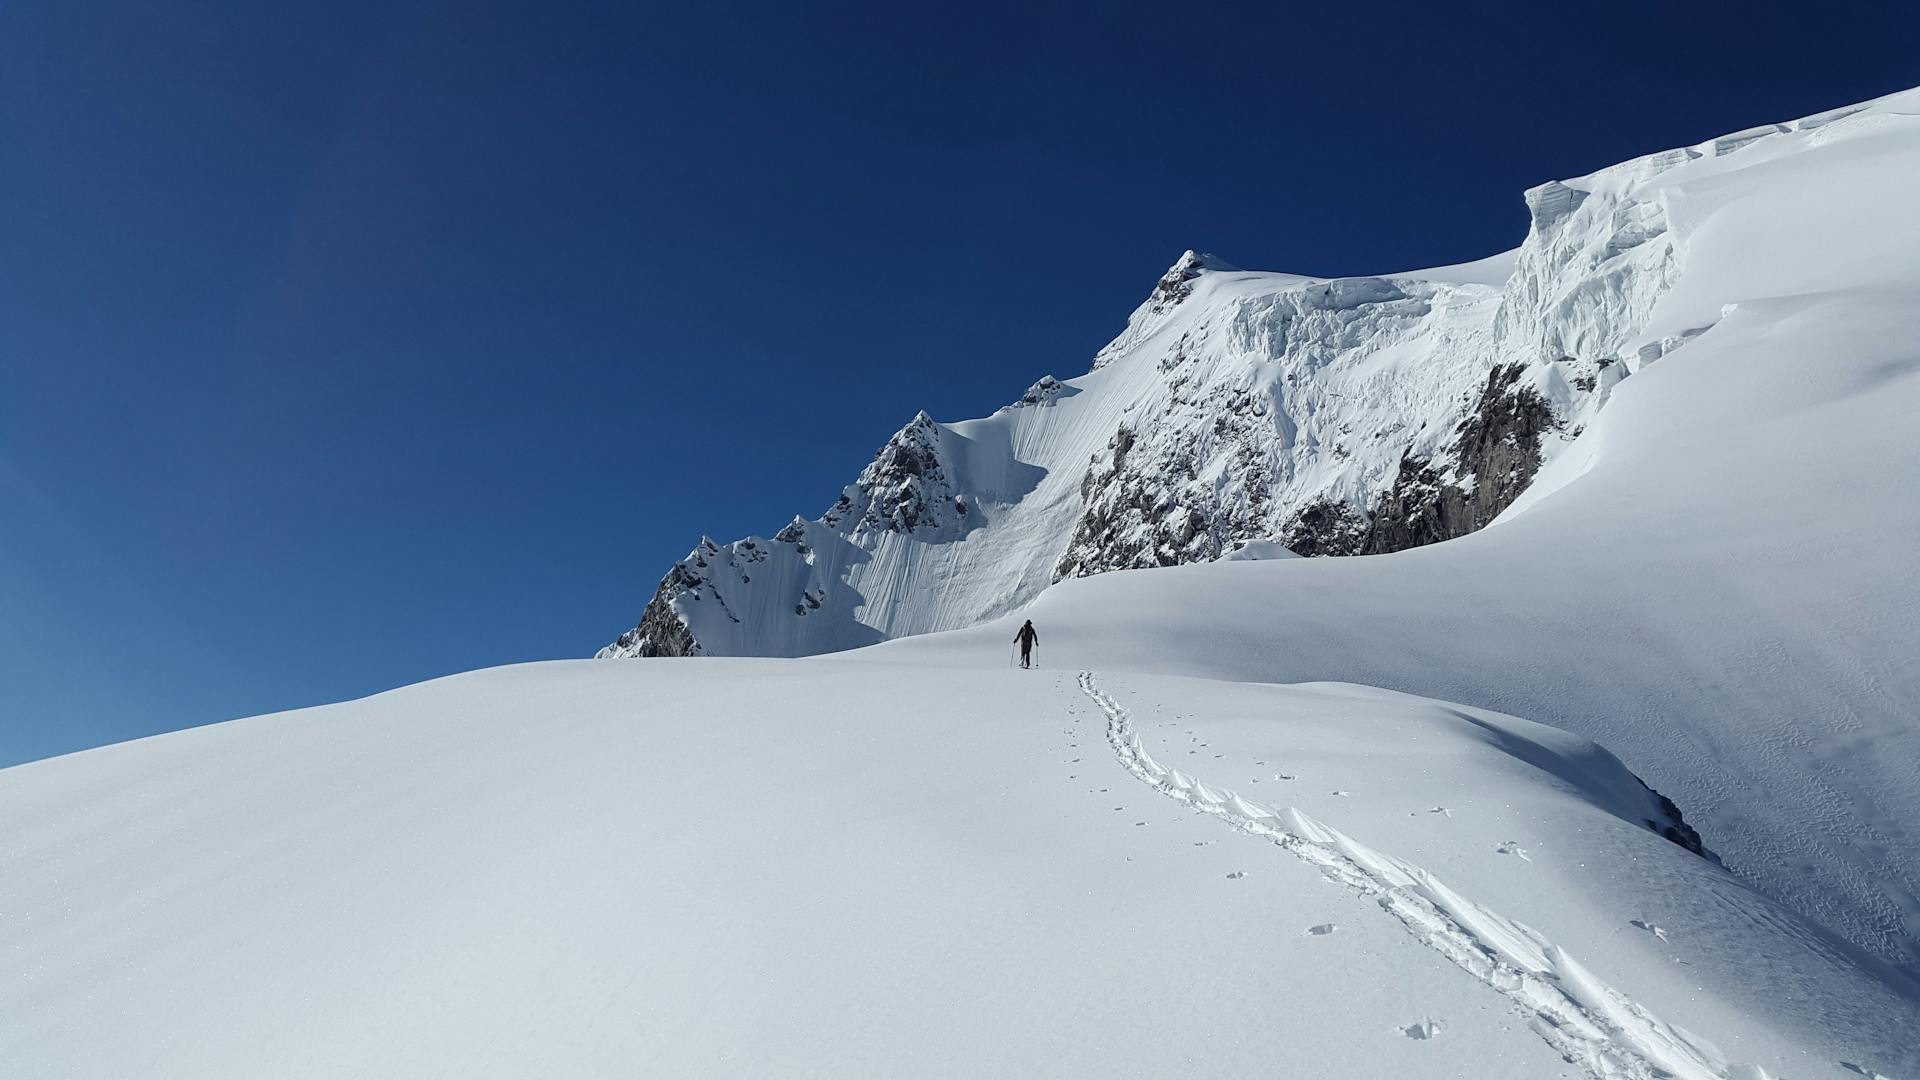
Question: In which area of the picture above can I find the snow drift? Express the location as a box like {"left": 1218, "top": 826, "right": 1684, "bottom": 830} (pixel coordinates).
{"left": 5, "top": 661, "right": 1915, "bottom": 1078}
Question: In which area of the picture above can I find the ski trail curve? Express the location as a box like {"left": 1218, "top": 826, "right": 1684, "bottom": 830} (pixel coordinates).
{"left": 1077, "top": 670, "right": 1768, "bottom": 1080}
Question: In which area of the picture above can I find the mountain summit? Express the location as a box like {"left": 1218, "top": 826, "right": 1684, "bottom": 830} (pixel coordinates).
{"left": 600, "top": 98, "right": 1735, "bottom": 659}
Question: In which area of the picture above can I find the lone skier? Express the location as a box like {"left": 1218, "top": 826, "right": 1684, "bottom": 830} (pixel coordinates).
{"left": 1014, "top": 620, "right": 1039, "bottom": 669}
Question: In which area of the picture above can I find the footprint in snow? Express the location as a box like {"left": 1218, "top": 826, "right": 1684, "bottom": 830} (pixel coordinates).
{"left": 1328, "top": 790, "right": 1352, "bottom": 798}
{"left": 1306, "top": 923, "right": 1338, "bottom": 936}
{"left": 1276, "top": 773, "right": 1295, "bottom": 781}
{"left": 1630, "top": 919, "right": 1668, "bottom": 941}
{"left": 1496, "top": 842, "right": 1532, "bottom": 861}
{"left": 1226, "top": 870, "right": 1247, "bottom": 879}
{"left": 1428, "top": 807, "right": 1452, "bottom": 818}
{"left": 1400, "top": 1019, "right": 1442, "bottom": 1040}
{"left": 1193, "top": 840, "right": 1214, "bottom": 847}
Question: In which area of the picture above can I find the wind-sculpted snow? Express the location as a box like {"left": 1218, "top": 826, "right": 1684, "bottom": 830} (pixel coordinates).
{"left": 599, "top": 87, "right": 1900, "bottom": 660}
{"left": 1081, "top": 672, "right": 1731, "bottom": 1080}
{"left": 8, "top": 661, "right": 1915, "bottom": 1076}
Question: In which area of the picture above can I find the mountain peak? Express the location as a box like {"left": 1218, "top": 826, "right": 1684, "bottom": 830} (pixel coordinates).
{"left": 1148, "top": 250, "right": 1236, "bottom": 315}
{"left": 1168, "top": 249, "right": 1237, "bottom": 274}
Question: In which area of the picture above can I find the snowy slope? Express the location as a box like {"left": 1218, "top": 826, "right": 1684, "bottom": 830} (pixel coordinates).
{"left": 867, "top": 88, "right": 1920, "bottom": 978}
{"left": 597, "top": 87, "right": 1920, "bottom": 985}
{"left": 6, "top": 660, "right": 1915, "bottom": 1078}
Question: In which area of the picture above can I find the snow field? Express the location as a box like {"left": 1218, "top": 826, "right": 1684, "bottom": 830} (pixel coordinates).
{"left": 6, "top": 659, "right": 1914, "bottom": 1077}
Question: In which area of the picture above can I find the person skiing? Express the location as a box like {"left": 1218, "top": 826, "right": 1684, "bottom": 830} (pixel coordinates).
{"left": 1014, "top": 620, "right": 1039, "bottom": 669}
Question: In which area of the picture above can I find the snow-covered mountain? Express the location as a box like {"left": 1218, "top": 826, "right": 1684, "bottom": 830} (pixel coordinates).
{"left": 599, "top": 90, "right": 1759, "bottom": 658}
{"left": 863, "top": 85, "right": 1920, "bottom": 981}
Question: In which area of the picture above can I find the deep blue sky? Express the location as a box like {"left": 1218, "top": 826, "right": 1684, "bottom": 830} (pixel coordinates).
{"left": 3, "top": 1, "right": 1915, "bottom": 765}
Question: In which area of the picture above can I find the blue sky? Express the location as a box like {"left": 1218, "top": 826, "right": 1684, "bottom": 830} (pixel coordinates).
{"left": 3, "top": 1, "right": 1915, "bottom": 765}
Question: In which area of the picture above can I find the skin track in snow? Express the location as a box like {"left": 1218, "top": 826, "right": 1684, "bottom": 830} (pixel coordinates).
{"left": 6, "top": 661, "right": 1915, "bottom": 1075}
{"left": 1079, "top": 671, "right": 1733, "bottom": 1080}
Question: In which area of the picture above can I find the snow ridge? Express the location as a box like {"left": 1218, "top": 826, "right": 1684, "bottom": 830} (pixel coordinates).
{"left": 1078, "top": 670, "right": 1760, "bottom": 1080}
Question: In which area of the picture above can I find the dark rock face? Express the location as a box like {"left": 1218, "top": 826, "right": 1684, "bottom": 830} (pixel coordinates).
{"left": 773, "top": 517, "right": 809, "bottom": 548}
{"left": 1053, "top": 417, "right": 1268, "bottom": 580}
{"left": 1280, "top": 499, "right": 1369, "bottom": 557}
{"left": 823, "top": 411, "right": 965, "bottom": 536}
{"left": 1054, "top": 367, "right": 1299, "bottom": 580}
{"left": 1056, "top": 362, "right": 1563, "bottom": 574}
{"left": 1361, "top": 363, "right": 1556, "bottom": 554}
{"left": 1053, "top": 427, "right": 1163, "bottom": 579}
{"left": 602, "top": 564, "right": 706, "bottom": 657}
{"left": 1642, "top": 783, "right": 1716, "bottom": 861}
{"left": 1147, "top": 251, "right": 1211, "bottom": 315}
{"left": 1011, "top": 375, "right": 1068, "bottom": 408}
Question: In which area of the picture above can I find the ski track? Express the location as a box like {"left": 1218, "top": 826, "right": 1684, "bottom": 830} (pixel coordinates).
{"left": 1076, "top": 670, "right": 1767, "bottom": 1080}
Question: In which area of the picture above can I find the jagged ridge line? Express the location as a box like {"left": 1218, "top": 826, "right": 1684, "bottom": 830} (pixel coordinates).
{"left": 1076, "top": 670, "right": 1752, "bottom": 1080}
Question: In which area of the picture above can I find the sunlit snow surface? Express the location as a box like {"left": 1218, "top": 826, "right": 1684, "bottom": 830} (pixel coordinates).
{"left": 869, "top": 87, "right": 1920, "bottom": 981}
{"left": 8, "top": 88, "right": 1920, "bottom": 1078}
{"left": 5, "top": 661, "right": 1915, "bottom": 1077}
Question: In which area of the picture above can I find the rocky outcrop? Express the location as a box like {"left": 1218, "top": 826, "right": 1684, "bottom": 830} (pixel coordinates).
{"left": 1146, "top": 249, "right": 1214, "bottom": 314}
{"left": 1055, "top": 273, "right": 1489, "bottom": 580}
{"left": 1642, "top": 782, "right": 1715, "bottom": 861}
{"left": 1053, "top": 425, "right": 1219, "bottom": 578}
{"left": 1279, "top": 499, "right": 1369, "bottom": 557}
{"left": 1053, "top": 374, "right": 1286, "bottom": 579}
{"left": 822, "top": 411, "right": 967, "bottom": 536}
{"left": 1009, "top": 375, "right": 1067, "bottom": 408}
{"left": 1089, "top": 251, "right": 1238, "bottom": 371}
{"left": 1360, "top": 363, "right": 1557, "bottom": 553}
{"left": 597, "top": 587, "right": 701, "bottom": 658}
{"left": 594, "top": 545, "right": 718, "bottom": 658}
